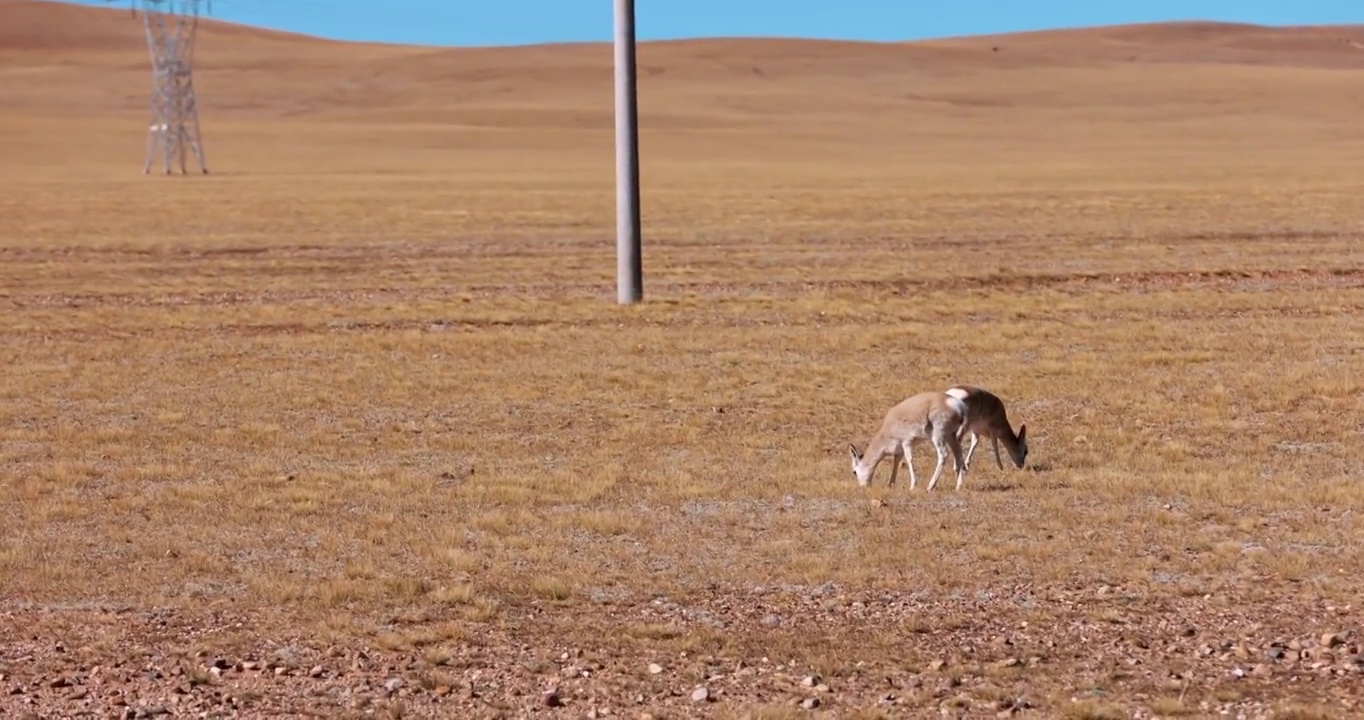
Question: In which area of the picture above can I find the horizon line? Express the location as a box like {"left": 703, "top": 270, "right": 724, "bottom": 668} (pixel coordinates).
{"left": 42, "top": 1, "right": 1364, "bottom": 51}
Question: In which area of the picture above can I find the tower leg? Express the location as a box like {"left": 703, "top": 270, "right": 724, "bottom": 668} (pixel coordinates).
{"left": 141, "top": 3, "right": 208, "bottom": 176}
{"left": 143, "top": 124, "right": 157, "bottom": 175}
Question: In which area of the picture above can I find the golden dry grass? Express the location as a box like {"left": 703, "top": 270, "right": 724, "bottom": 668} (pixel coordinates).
{"left": 3, "top": 1, "right": 1364, "bottom": 716}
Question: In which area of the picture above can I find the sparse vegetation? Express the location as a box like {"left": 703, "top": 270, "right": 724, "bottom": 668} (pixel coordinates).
{"left": 1, "top": 2, "right": 1364, "bottom": 717}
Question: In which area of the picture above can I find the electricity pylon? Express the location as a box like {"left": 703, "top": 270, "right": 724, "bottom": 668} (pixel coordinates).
{"left": 121, "top": 0, "right": 210, "bottom": 175}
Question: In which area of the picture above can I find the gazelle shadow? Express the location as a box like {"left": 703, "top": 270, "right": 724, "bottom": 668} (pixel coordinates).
{"left": 972, "top": 460, "right": 1067, "bottom": 492}
{"left": 977, "top": 481, "right": 1023, "bottom": 493}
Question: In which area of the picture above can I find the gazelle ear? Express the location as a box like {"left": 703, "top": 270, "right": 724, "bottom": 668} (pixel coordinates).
{"left": 1017, "top": 425, "right": 1027, "bottom": 441}
{"left": 848, "top": 443, "right": 861, "bottom": 459}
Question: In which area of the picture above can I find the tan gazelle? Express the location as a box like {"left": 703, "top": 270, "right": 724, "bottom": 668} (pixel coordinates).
{"left": 849, "top": 390, "right": 970, "bottom": 491}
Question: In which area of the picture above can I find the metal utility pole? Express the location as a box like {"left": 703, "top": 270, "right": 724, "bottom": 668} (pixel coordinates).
{"left": 132, "top": 0, "right": 210, "bottom": 174}
{"left": 613, "top": 0, "right": 643, "bottom": 304}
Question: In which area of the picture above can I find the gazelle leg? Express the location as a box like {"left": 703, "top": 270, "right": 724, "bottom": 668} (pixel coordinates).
{"left": 887, "top": 449, "right": 899, "bottom": 488}
{"left": 926, "top": 438, "right": 947, "bottom": 491}
{"left": 949, "top": 430, "right": 968, "bottom": 491}
{"left": 904, "top": 441, "right": 918, "bottom": 490}
{"left": 963, "top": 431, "right": 979, "bottom": 470}
{"left": 992, "top": 436, "right": 1004, "bottom": 471}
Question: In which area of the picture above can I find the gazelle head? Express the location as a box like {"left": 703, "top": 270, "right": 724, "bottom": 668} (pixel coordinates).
{"left": 848, "top": 443, "right": 872, "bottom": 487}
{"left": 1007, "top": 425, "right": 1029, "bottom": 468}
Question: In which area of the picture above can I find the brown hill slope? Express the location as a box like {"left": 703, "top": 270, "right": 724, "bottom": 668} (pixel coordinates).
{"left": 922, "top": 20, "right": 1364, "bottom": 67}
{"left": 5, "top": 1, "right": 1364, "bottom": 65}
{"left": 0, "top": 0, "right": 345, "bottom": 52}
{"left": 5, "top": 0, "right": 1364, "bottom": 121}
{"left": 2, "top": 0, "right": 1363, "bottom": 179}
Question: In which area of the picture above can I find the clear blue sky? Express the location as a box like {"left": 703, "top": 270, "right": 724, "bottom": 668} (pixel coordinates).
{"left": 69, "top": 0, "right": 1363, "bottom": 48}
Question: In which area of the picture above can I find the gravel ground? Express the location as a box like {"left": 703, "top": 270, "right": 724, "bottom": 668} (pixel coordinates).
{"left": 3, "top": 582, "right": 1360, "bottom": 718}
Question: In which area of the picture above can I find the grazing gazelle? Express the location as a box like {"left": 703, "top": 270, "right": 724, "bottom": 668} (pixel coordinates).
{"left": 944, "top": 385, "right": 1028, "bottom": 471}
{"left": 849, "top": 390, "right": 969, "bottom": 492}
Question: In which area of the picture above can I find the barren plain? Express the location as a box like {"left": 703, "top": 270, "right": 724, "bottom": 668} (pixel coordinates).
{"left": 3, "top": 1, "right": 1364, "bottom": 717}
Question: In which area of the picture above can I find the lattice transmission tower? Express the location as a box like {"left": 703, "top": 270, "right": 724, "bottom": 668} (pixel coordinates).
{"left": 115, "top": 0, "right": 211, "bottom": 174}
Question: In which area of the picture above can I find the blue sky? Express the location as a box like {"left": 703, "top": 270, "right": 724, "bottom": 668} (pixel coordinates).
{"left": 69, "top": 0, "right": 1363, "bottom": 47}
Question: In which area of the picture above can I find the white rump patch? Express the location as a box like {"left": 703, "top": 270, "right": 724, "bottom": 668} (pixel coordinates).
{"left": 946, "top": 395, "right": 968, "bottom": 418}
{"left": 945, "top": 387, "right": 969, "bottom": 401}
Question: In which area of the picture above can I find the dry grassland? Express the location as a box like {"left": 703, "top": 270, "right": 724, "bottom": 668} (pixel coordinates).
{"left": 2, "top": 1, "right": 1364, "bottom": 717}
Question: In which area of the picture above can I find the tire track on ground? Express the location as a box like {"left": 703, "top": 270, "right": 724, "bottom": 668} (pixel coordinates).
{"left": 1, "top": 266, "right": 1361, "bottom": 309}
{"left": 0, "top": 228, "right": 1352, "bottom": 259}
{"left": 1, "top": 303, "right": 1360, "bottom": 344}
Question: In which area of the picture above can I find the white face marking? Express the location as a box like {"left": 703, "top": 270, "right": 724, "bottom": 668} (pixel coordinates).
{"left": 852, "top": 458, "right": 872, "bottom": 486}
{"left": 850, "top": 447, "right": 870, "bottom": 486}
{"left": 945, "top": 387, "right": 969, "bottom": 401}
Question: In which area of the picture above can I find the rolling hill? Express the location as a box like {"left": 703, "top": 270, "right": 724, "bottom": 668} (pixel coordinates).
{"left": 5, "top": 0, "right": 1364, "bottom": 121}
{"left": 2, "top": 0, "right": 1363, "bottom": 179}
